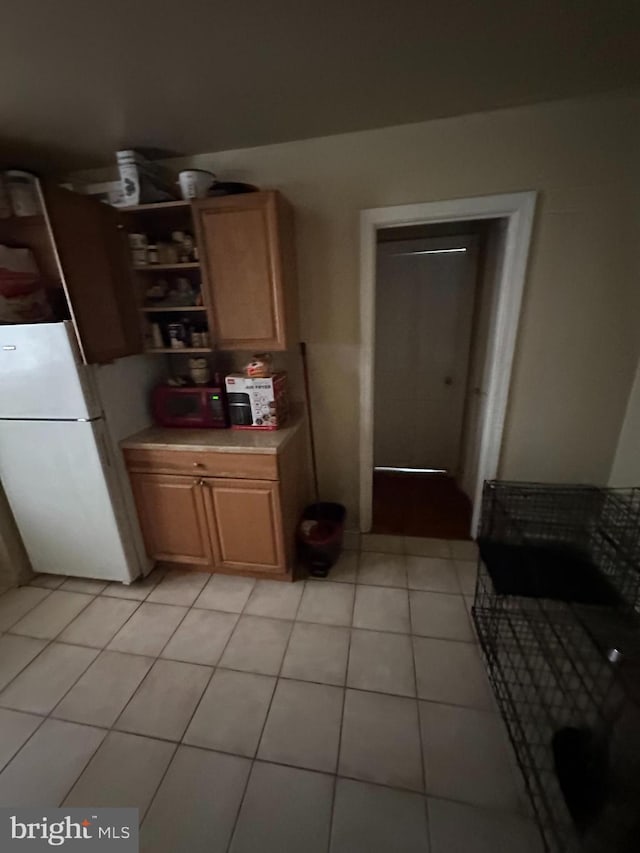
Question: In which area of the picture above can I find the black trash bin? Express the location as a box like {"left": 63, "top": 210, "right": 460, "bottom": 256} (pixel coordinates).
{"left": 297, "top": 502, "right": 346, "bottom": 577}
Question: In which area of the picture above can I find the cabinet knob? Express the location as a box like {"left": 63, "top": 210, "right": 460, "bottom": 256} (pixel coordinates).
{"left": 193, "top": 462, "right": 204, "bottom": 468}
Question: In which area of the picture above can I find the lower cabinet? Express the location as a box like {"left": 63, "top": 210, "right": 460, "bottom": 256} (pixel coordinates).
{"left": 124, "top": 428, "right": 309, "bottom": 580}
{"left": 204, "top": 478, "right": 284, "bottom": 573}
{"left": 129, "top": 473, "right": 212, "bottom": 567}
{"left": 129, "top": 471, "right": 287, "bottom": 576}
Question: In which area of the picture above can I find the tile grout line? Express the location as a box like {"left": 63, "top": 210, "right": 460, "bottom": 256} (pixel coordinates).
{"left": 0, "top": 572, "right": 170, "bottom": 807}
{"left": 326, "top": 548, "right": 360, "bottom": 852}
{"left": 224, "top": 572, "right": 306, "bottom": 853}
{"left": 105, "top": 576, "right": 211, "bottom": 758}
{"left": 0, "top": 576, "right": 170, "bottom": 808}
{"left": 1, "top": 598, "right": 486, "bottom": 726}
{"left": 56, "top": 594, "right": 142, "bottom": 645}
{"left": 52, "top": 596, "right": 157, "bottom": 810}
{"left": 1, "top": 556, "right": 503, "bottom": 840}
{"left": 138, "top": 572, "right": 258, "bottom": 837}
{"left": 0, "top": 711, "right": 49, "bottom": 776}
{"left": 136, "top": 659, "right": 220, "bottom": 825}
{"left": 0, "top": 591, "right": 109, "bottom": 710}
{"left": 0, "top": 576, "right": 163, "bottom": 702}
{"left": 59, "top": 570, "right": 210, "bottom": 816}
{"left": 13, "top": 587, "right": 101, "bottom": 640}
{"left": 1, "top": 572, "right": 530, "bottom": 839}
{"left": 0, "top": 637, "right": 56, "bottom": 698}
{"left": 408, "top": 558, "right": 432, "bottom": 850}
{"left": 6, "top": 707, "right": 528, "bottom": 818}
{"left": 9, "top": 598, "right": 479, "bottom": 641}
{"left": 0, "top": 584, "right": 57, "bottom": 633}
{"left": 1, "top": 587, "right": 487, "bottom": 725}
{"left": 45, "top": 670, "right": 501, "bottom": 728}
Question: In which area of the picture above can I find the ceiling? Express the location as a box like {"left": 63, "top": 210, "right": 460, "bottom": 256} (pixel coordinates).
{"left": 2, "top": 0, "right": 639, "bottom": 173}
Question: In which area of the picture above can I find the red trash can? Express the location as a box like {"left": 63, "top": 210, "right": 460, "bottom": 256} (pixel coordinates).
{"left": 297, "top": 502, "right": 346, "bottom": 577}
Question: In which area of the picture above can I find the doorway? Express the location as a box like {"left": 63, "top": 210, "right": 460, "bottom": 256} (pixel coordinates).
{"left": 359, "top": 192, "right": 536, "bottom": 537}
{"left": 374, "top": 230, "right": 479, "bottom": 473}
{"left": 373, "top": 226, "right": 483, "bottom": 537}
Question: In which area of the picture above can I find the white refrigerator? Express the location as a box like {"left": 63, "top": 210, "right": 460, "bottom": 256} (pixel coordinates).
{"left": 0, "top": 322, "right": 162, "bottom": 582}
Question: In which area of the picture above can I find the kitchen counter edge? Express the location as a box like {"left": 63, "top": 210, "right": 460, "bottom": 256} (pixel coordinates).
{"left": 120, "top": 408, "right": 306, "bottom": 455}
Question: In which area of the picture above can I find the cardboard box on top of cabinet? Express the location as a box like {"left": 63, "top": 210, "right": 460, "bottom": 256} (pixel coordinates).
{"left": 225, "top": 373, "right": 289, "bottom": 430}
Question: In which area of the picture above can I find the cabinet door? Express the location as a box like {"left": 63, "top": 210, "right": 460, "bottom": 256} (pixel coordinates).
{"left": 193, "top": 191, "right": 297, "bottom": 351}
{"left": 204, "top": 478, "right": 286, "bottom": 574}
{"left": 129, "top": 472, "right": 212, "bottom": 567}
{"left": 41, "top": 183, "right": 142, "bottom": 364}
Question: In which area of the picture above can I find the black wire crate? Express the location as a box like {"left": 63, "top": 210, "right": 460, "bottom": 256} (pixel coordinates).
{"left": 474, "top": 605, "right": 640, "bottom": 853}
{"left": 473, "top": 480, "right": 640, "bottom": 853}
{"left": 476, "top": 481, "right": 640, "bottom": 615}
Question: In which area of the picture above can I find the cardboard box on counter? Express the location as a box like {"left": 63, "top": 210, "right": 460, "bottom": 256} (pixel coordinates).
{"left": 225, "top": 373, "right": 289, "bottom": 430}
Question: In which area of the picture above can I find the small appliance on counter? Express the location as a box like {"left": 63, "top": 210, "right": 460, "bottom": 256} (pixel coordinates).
{"left": 225, "top": 372, "right": 289, "bottom": 430}
{"left": 152, "top": 381, "right": 228, "bottom": 428}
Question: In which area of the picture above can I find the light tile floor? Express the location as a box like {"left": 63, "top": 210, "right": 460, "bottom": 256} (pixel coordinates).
{"left": 0, "top": 540, "right": 542, "bottom": 852}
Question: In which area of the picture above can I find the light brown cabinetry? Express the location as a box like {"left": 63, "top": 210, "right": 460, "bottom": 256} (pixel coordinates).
{"left": 0, "top": 182, "right": 141, "bottom": 364}
{"left": 42, "top": 184, "right": 142, "bottom": 363}
{"left": 193, "top": 190, "right": 298, "bottom": 351}
{"left": 131, "top": 472, "right": 285, "bottom": 575}
{"left": 124, "top": 423, "right": 308, "bottom": 579}
{"left": 204, "top": 478, "right": 284, "bottom": 573}
{"left": 129, "top": 473, "right": 212, "bottom": 566}
{"left": 119, "top": 200, "right": 211, "bottom": 355}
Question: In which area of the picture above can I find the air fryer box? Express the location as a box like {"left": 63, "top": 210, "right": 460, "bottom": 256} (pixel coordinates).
{"left": 225, "top": 373, "right": 289, "bottom": 430}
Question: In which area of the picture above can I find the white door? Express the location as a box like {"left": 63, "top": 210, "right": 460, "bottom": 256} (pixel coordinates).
{"left": 0, "top": 321, "right": 100, "bottom": 419}
{"left": 374, "top": 236, "right": 478, "bottom": 472}
{"left": 0, "top": 418, "right": 137, "bottom": 581}
{"left": 459, "top": 220, "right": 508, "bottom": 500}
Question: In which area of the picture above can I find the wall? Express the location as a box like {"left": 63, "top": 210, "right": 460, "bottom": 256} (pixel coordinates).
{"left": 609, "top": 360, "right": 640, "bottom": 486}
{"left": 74, "top": 92, "right": 640, "bottom": 526}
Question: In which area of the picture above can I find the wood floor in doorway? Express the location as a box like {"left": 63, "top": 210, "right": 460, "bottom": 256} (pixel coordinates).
{"left": 371, "top": 471, "right": 472, "bottom": 539}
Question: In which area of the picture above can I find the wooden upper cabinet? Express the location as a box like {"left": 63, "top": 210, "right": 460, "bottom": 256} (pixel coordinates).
{"left": 192, "top": 190, "right": 298, "bottom": 351}
{"left": 41, "top": 183, "right": 142, "bottom": 364}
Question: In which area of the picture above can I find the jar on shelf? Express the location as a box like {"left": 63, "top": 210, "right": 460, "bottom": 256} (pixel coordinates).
{"left": 128, "top": 232, "right": 148, "bottom": 265}
{"left": 189, "top": 358, "right": 210, "bottom": 385}
{"left": 182, "top": 234, "right": 195, "bottom": 262}
{"left": 151, "top": 323, "right": 164, "bottom": 349}
{"left": 157, "top": 242, "right": 178, "bottom": 265}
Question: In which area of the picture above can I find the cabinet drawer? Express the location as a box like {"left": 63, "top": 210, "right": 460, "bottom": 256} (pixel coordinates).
{"left": 123, "top": 447, "right": 278, "bottom": 480}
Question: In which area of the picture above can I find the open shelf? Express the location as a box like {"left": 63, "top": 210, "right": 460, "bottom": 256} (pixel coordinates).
{"left": 140, "top": 305, "right": 206, "bottom": 313}
{"left": 144, "top": 347, "right": 213, "bottom": 354}
{"left": 120, "top": 200, "right": 191, "bottom": 213}
{"left": 134, "top": 262, "right": 200, "bottom": 271}
{"left": 128, "top": 199, "right": 211, "bottom": 359}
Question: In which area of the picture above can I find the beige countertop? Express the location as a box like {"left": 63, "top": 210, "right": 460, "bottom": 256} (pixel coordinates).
{"left": 121, "top": 407, "right": 305, "bottom": 455}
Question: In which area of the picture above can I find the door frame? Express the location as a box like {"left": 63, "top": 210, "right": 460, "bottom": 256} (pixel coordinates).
{"left": 359, "top": 191, "right": 537, "bottom": 535}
